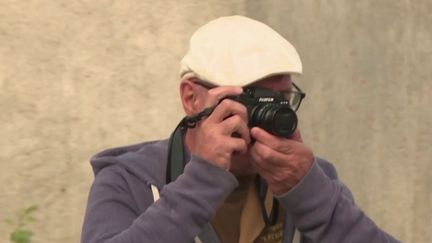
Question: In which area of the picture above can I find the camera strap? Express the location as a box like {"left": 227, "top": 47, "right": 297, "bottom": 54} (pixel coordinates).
{"left": 166, "top": 107, "right": 216, "bottom": 182}
{"left": 166, "top": 114, "right": 280, "bottom": 227}
{"left": 166, "top": 118, "right": 187, "bottom": 183}
{"left": 256, "top": 176, "right": 280, "bottom": 226}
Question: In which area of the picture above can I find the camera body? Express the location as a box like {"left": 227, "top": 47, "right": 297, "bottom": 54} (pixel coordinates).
{"left": 227, "top": 87, "right": 297, "bottom": 138}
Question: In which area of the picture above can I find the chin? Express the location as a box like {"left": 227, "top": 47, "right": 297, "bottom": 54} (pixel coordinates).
{"left": 229, "top": 153, "right": 257, "bottom": 176}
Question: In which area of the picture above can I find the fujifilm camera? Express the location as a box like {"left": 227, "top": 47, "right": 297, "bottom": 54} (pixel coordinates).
{"left": 227, "top": 87, "right": 297, "bottom": 138}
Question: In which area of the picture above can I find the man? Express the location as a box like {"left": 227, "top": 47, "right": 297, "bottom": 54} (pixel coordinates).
{"left": 82, "top": 16, "right": 400, "bottom": 243}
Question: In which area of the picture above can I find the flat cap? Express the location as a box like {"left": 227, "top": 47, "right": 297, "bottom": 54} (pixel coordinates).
{"left": 180, "top": 15, "right": 302, "bottom": 86}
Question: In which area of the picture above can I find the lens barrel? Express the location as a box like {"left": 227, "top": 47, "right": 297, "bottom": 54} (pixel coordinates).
{"left": 250, "top": 104, "right": 297, "bottom": 137}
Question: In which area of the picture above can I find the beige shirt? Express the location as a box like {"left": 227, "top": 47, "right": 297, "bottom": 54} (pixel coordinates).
{"left": 212, "top": 176, "right": 285, "bottom": 243}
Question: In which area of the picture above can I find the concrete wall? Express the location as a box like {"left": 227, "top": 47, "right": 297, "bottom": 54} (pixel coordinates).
{"left": 0, "top": 1, "right": 430, "bottom": 242}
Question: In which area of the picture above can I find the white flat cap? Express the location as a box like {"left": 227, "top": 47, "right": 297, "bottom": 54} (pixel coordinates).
{"left": 180, "top": 15, "right": 302, "bottom": 87}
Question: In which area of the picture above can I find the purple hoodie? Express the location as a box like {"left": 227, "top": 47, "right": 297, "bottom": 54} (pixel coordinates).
{"left": 81, "top": 139, "right": 400, "bottom": 243}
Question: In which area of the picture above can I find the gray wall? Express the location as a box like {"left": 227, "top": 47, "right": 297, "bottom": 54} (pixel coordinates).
{"left": 0, "top": 1, "right": 430, "bottom": 242}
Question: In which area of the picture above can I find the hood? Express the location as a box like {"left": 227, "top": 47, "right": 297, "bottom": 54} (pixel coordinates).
{"left": 90, "top": 139, "right": 171, "bottom": 188}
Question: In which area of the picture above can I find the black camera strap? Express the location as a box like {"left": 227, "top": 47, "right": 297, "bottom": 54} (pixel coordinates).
{"left": 166, "top": 113, "right": 280, "bottom": 227}
{"left": 166, "top": 118, "right": 187, "bottom": 183}
{"left": 166, "top": 108, "right": 215, "bottom": 182}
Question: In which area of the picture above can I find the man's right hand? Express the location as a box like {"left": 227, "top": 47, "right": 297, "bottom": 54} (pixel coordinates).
{"left": 191, "top": 86, "right": 251, "bottom": 170}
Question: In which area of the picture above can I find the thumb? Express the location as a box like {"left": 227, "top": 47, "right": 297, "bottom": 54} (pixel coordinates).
{"left": 290, "top": 129, "right": 303, "bottom": 142}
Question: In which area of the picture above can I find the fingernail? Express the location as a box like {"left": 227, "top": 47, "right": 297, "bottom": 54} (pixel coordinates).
{"left": 250, "top": 127, "right": 258, "bottom": 137}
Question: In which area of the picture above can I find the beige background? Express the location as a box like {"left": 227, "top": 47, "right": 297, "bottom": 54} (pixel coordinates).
{"left": 0, "top": 1, "right": 430, "bottom": 242}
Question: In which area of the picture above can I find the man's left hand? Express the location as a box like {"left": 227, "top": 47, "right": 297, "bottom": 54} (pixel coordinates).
{"left": 250, "top": 127, "right": 315, "bottom": 195}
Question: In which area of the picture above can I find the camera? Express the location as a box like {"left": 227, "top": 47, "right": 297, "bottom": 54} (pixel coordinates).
{"left": 227, "top": 87, "right": 297, "bottom": 138}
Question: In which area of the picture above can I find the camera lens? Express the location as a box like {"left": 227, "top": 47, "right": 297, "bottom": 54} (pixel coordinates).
{"left": 250, "top": 104, "right": 297, "bottom": 137}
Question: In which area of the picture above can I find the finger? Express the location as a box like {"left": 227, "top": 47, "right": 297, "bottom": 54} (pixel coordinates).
{"left": 220, "top": 115, "right": 251, "bottom": 144}
{"left": 249, "top": 147, "right": 277, "bottom": 180}
{"left": 251, "top": 141, "right": 288, "bottom": 168}
{"left": 250, "top": 127, "right": 292, "bottom": 152}
{"left": 290, "top": 129, "right": 303, "bottom": 142}
{"left": 228, "top": 138, "right": 248, "bottom": 154}
{"left": 205, "top": 86, "right": 243, "bottom": 107}
{"left": 208, "top": 99, "right": 248, "bottom": 124}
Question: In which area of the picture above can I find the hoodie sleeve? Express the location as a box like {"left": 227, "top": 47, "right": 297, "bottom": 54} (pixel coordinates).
{"left": 81, "top": 155, "right": 238, "bottom": 243}
{"left": 279, "top": 160, "right": 401, "bottom": 243}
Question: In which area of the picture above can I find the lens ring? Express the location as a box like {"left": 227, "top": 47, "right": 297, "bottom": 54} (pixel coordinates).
{"left": 272, "top": 107, "right": 297, "bottom": 137}
{"left": 250, "top": 104, "right": 297, "bottom": 137}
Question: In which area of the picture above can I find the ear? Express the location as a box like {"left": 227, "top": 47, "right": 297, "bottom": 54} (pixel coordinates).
{"left": 180, "top": 79, "right": 205, "bottom": 115}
